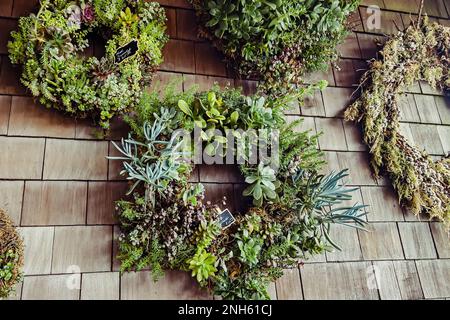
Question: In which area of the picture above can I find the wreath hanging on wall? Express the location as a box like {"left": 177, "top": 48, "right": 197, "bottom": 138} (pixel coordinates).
{"left": 8, "top": 0, "right": 168, "bottom": 130}
{"left": 109, "top": 85, "right": 367, "bottom": 300}
{"left": 189, "top": 0, "right": 360, "bottom": 97}
{"left": 0, "top": 209, "right": 24, "bottom": 299}
{"left": 345, "top": 18, "right": 450, "bottom": 228}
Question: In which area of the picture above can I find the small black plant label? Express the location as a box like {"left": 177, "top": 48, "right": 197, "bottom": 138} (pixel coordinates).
{"left": 115, "top": 40, "right": 139, "bottom": 64}
{"left": 219, "top": 208, "right": 235, "bottom": 230}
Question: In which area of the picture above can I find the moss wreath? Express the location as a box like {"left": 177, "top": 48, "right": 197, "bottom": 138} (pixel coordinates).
{"left": 8, "top": 0, "right": 167, "bottom": 130}
{"left": 345, "top": 18, "right": 450, "bottom": 228}
{"left": 109, "top": 85, "right": 367, "bottom": 300}
{"left": 0, "top": 209, "right": 24, "bottom": 299}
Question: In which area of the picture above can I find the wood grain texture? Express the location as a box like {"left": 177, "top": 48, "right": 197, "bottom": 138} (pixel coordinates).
{"left": 275, "top": 268, "right": 303, "bottom": 300}
{"left": 301, "top": 262, "right": 378, "bottom": 300}
{"left": 358, "top": 223, "right": 404, "bottom": 260}
{"left": 416, "top": 260, "right": 450, "bottom": 299}
{"left": 43, "top": 139, "right": 108, "bottom": 180}
{"left": 22, "top": 274, "right": 80, "bottom": 300}
{"left": 81, "top": 272, "right": 120, "bottom": 300}
{"left": 51, "top": 226, "right": 112, "bottom": 273}
{"left": 22, "top": 181, "right": 87, "bottom": 226}
{"left": 121, "top": 271, "right": 211, "bottom": 300}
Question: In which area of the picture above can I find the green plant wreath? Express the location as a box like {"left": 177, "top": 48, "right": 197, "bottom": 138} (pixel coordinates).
{"left": 0, "top": 209, "right": 24, "bottom": 299}
{"left": 345, "top": 18, "right": 450, "bottom": 228}
{"left": 110, "top": 85, "right": 367, "bottom": 299}
{"left": 8, "top": 0, "right": 168, "bottom": 130}
{"left": 189, "top": 0, "right": 360, "bottom": 97}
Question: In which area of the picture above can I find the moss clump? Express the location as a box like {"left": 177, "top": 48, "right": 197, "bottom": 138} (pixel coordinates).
{"left": 345, "top": 18, "right": 450, "bottom": 228}
{"left": 0, "top": 209, "right": 24, "bottom": 299}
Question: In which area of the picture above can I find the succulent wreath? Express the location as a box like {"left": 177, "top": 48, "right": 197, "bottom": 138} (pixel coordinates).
{"left": 109, "top": 84, "right": 367, "bottom": 300}
{"left": 0, "top": 209, "right": 24, "bottom": 299}
{"left": 189, "top": 0, "right": 360, "bottom": 97}
{"left": 8, "top": 0, "right": 167, "bottom": 130}
{"left": 345, "top": 17, "right": 450, "bottom": 228}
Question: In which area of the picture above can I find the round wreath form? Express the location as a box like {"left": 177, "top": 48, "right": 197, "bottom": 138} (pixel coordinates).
{"left": 110, "top": 85, "right": 367, "bottom": 300}
{"left": 190, "top": 0, "right": 359, "bottom": 97}
{"left": 345, "top": 19, "right": 450, "bottom": 227}
{"left": 0, "top": 209, "right": 24, "bottom": 299}
{"left": 8, "top": 0, "right": 167, "bottom": 129}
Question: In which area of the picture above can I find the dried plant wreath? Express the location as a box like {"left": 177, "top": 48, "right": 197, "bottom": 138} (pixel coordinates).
{"left": 109, "top": 84, "right": 367, "bottom": 299}
{"left": 8, "top": 0, "right": 167, "bottom": 130}
{"left": 0, "top": 209, "right": 24, "bottom": 299}
{"left": 345, "top": 17, "right": 450, "bottom": 228}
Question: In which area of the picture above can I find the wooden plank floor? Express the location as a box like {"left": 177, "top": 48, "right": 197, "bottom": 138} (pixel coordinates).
{"left": 1, "top": 0, "right": 449, "bottom": 300}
